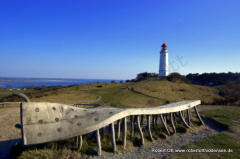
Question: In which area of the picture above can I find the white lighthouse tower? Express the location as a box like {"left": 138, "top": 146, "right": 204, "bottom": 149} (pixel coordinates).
{"left": 158, "top": 43, "right": 169, "bottom": 77}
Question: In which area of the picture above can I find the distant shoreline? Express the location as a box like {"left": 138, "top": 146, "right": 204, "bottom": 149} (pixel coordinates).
{"left": 0, "top": 81, "right": 32, "bottom": 83}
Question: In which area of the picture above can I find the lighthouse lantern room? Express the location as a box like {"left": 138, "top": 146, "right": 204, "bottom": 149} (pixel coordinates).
{"left": 158, "top": 43, "right": 169, "bottom": 77}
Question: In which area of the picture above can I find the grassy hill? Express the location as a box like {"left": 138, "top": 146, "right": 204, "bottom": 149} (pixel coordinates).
{"left": 1, "top": 78, "right": 224, "bottom": 107}
{"left": 134, "top": 79, "right": 223, "bottom": 104}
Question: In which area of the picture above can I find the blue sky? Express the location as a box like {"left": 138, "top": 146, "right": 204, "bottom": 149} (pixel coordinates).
{"left": 1, "top": 0, "right": 239, "bottom": 80}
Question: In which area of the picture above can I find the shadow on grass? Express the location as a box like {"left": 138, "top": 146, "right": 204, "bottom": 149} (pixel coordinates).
{"left": 202, "top": 117, "right": 229, "bottom": 132}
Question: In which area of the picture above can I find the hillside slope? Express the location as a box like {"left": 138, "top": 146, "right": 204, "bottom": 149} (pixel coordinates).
{"left": 134, "top": 80, "right": 223, "bottom": 103}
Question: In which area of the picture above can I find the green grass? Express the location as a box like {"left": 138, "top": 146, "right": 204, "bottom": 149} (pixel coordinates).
{"left": 179, "top": 132, "right": 240, "bottom": 159}
{"left": 0, "top": 89, "right": 37, "bottom": 99}
{"left": 200, "top": 108, "right": 240, "bottom": 131}
{"left": 178, "top": 107, "right": 240, "bottom": 159}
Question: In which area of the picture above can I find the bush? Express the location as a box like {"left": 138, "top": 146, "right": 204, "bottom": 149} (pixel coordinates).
{"left": 111, "top": 80, "right": 116, "bottom": 83}
{"left": 211, "top": 97, "right": 239, "bottom": 106}
{"left": 168, "top": 72, "right": 190, "bottom": 84}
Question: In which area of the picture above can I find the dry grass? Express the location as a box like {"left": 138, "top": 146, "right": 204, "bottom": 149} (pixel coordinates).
{"left": 134, "top": 80, "right": 223, "bottom": 103}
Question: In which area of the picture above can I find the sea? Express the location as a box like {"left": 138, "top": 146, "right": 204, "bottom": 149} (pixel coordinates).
{"left": 0, "top": 77, "right": 125, "bottom": 89}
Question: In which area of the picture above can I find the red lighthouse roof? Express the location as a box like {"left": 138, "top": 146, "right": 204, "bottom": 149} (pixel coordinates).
{"left": 161, "top": 43, "right": 167, "bottom": 47}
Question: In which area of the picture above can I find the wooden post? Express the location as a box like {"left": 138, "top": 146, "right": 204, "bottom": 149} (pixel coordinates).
{"left": 131, "top": 115, "right": 134, "bottom": 137}
{"left": 187, "top": 108, "right": 191, "bottom": 126}
{"left": 110, "top": 123, "right": 116, "bottom": 152}
{"left": 96, "top": 129, "right": 101, "bottom": 156}
{"left": 160, "top": 114, "right": 170, "bottom": 136}
{"left": 122, "top": 117, "right": 127, "bottom": 149}
{"left": 170, "top": 113, "right": 176, "bottom": 134}
{"left": 4, "top": 103, "right": 6, "bottom": 108}
{"left": 77, "top": 135, "right": 82, "bottom": 151}
{"left": 194, "top": 106, "right": 204, "bottom": 125}
{"left": 147, "top": 115, "right": 153, "bottom": 141}
{"left": 179, "top": 111, "right": 190, "bottom": 128}
{"left": 117, "top": 119, "right": 121, "bottom": 139}
{"left": 136, "top": 115, "right": 144, "bottom": 145}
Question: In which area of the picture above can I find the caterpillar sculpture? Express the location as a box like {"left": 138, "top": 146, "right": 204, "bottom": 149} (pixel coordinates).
{"left": 19, "top": 95, "right": 203, "bottom": 156}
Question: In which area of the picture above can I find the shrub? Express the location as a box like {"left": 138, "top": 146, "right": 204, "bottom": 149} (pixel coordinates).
{"left": 111, "top": 80, "right": 116, "bottom": 83}
{"left": 168, "top": 72, "right": 190, "bottom": 84}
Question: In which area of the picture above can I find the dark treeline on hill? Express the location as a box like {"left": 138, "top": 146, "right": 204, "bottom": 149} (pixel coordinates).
{"left": 126, "top": 72, "right": 158, "bottom": 82}
{"left": 186, "top": 72, "right": 240, "bottom": 86}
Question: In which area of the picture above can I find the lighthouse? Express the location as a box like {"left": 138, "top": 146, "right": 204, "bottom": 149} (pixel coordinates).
{"left": 158, "top": 43, "right": 169, "bottom": 77}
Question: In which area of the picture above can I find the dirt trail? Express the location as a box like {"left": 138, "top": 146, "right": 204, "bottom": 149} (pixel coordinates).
{"left": 0, "top": 105, "right": 236, "bottom": 159}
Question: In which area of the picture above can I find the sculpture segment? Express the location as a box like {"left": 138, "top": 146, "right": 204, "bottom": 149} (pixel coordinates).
{"left": 21, "top": 100, "right": 201, "bottom": 145}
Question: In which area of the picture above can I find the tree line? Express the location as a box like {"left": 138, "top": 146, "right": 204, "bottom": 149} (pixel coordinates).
{"left": 186, "top": 72, "right": 240, "bottom": 86}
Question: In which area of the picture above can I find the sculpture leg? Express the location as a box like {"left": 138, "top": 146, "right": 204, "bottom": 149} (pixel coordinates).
{"left": 194, "top": 106, "right": 204, "bottom": 124}
{"left": 131, "top": 115, "right": 134, "bottom": 137}
{"left": 147, "top": 115, "right": 153, "bottom": 141}
{"left": 122, "top": 117, "right": 127, "bottom": 149}
{"left": 187, "top": 108, "right": 191, "bottom": 126}
{"left": 110, "top": 123, "right": 116, "bottom": 152}
{"left": 77, "top": 135, "right": 82, "bottom": 151}
{"left": 136, "top": 115, "right": 144, "bottom": 145}
{"left": 160, "top": 114, "right": 170, "bottom": 136}
{"left": 179, "top": 111, "right": 190, "bottom": 128}
{"left": 117, "top": 120, "right": 121, "bottom": 139}
{"left": 170, "top": 113, "right": 176, "bottom": 134}
{"left": 96, "top": 129, "right": 101, "bottom": 156}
